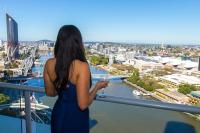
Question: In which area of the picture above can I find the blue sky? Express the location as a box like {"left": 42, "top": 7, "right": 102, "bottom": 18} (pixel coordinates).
{"left": 0, "top": 0, "right": 200, "bottom": 44}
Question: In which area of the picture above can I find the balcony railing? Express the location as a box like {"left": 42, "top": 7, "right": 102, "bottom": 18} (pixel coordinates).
{"left": 0, "top": 82, "right": 199, "bottom": 133}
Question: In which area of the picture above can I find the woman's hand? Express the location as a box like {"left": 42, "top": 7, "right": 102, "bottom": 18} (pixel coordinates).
{"left": 95, "top": 81, "right": 109, "bottom": 90}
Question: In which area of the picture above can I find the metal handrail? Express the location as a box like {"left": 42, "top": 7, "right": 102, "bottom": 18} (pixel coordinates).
{"left": 0, "top": 82, "right": 44, "bottom": 93}
{"left": 96, "top": 95, "right": 200, "bottom": 114}
{"left": 0, "top": 82, "right": 200, "bottom": 114}
{"left": 0, "top": 81, "right": 200, "bottom": 133}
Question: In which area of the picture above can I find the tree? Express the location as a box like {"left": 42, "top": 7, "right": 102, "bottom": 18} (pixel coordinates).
{"left": 90, "top": 55, "right": 100, "bottom": 65}
{"left": 4, "top": 70, "right": 13, "bottom": 77}
{"left": 90, "top": 55, "right": 109, "bottom": 65}
{"left": 128, "top": 69, "right": 140, "bottom": 83}
{"left": 178, "top": 84, "right": 197, "bottom": 94}
{"left": 152, "top": 67, "right": 173, "bottom": 76}
{"left": 2, "top": 52, "right": 7, "bottom": 58}
{"left": 0, "top": 94, "right": 10, "bottom": 104}
{"left": 11, "top": 62, "right": 18, "bottom": 68}
{"left": 128, "top": 69, "right": 163, "bottom": 92}
{"left": 137, "top": 80, "right": 145, "bottom": 88}
{"left": 100, "top": 56, "right": 109, "bottom": 65}
{"left": 113, "top": 56, "right": 117, "bottom": 63}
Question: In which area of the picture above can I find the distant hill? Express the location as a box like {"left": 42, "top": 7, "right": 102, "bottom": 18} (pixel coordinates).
{"left": 37, "top": 39, "right": 55, "bottom": 43}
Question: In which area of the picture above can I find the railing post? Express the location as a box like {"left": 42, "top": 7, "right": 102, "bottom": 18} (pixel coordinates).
{"left": 25, "top": 91, "right": 32, "bottom": 133}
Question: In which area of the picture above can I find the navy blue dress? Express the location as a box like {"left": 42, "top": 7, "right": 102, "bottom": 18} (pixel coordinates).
{"left": 51, "top": 81, "right": 89, "bottom": 133}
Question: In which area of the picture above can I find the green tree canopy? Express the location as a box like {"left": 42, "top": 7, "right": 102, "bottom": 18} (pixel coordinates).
{"left": 128, "top": 70, "right": 163, "bottom": 92}
{"left": 90, "top": 55, "right": 108, "bottom": 65}
{"left": 178, "top": 84, "right": 197, "bottom": 94}
{"left": 0, "top": 94, "right": 10, "bottom": 104}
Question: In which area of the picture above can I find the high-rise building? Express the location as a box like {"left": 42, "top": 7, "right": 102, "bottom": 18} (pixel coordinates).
{"left": 6, "top": 13, "right": 19, "bottom": 60}
{"left": 97, "top": 44, "right": 103, "bottom": 53}
{"left": 109, "top": 54, "right": 114, "bottom": 66}
{"left": 198, "top": 57, "right": 200, "bottom": 71}
{"left": 0, "top": 40, "right": 2, "bottom": 46}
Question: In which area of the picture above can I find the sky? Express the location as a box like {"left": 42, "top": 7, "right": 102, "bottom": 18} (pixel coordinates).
{"left": 0, "top": 0, "right": 200, "bottom": 44}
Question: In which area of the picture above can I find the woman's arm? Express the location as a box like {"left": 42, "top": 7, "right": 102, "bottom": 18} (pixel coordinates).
{"left": 76, "top": 62, "right": 108, "bottom": 110}
{"left": 43, "top": 60, "right": 57, "bottom": 97}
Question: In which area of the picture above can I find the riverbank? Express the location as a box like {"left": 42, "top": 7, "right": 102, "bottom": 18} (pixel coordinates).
{"left": 123, "top": 79, "right": 200, "bottom": 122}
{"left": 123, "top": 79, "right": 167, "bottom": 101}
{"left": 90, "top": 64, "right": 125, "bottom": 75}
{"left": 95, "top": 65, "right": 109, "bottom": 72}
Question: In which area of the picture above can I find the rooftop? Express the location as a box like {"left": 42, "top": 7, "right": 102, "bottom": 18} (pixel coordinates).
{"left": 191, "top": 91, "right": 200, "bottom": 98}
{"left": 160, "top": 74, "right": 200, "bottom": 85}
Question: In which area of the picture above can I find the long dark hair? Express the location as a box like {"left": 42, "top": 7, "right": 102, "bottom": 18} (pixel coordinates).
{"left": 54, "top": 25, "right": 91, "bottom": 92}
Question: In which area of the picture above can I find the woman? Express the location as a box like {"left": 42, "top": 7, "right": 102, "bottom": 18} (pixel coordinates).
{"left": 43, "top": 25, "right": 109, "bottom": 133}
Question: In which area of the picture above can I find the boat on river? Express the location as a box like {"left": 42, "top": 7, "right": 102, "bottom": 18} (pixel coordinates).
{"left": 132, "top": 90, "right": 142, "bottom": 96}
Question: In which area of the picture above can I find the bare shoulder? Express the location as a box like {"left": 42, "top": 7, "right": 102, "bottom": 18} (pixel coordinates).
{"left": 45, "top": 58, "right": 56, "bottom": 68}
{"left": 44, "top": 58, "right": 56, "bottom": 75}
{"left": 73, "top": 60, "right": 89, "bottom": 71}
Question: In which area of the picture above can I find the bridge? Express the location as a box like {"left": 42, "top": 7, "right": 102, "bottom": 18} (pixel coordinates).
{"left": 20, "top": 47, "right": 37, "bottom": 76}
{"left": 91, "top": 74, "right": 129, "bottom": 80}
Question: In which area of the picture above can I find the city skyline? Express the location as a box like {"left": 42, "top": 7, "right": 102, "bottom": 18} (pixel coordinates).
{"left": 0, "top": 0, "right": 200, "bottom": 44}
